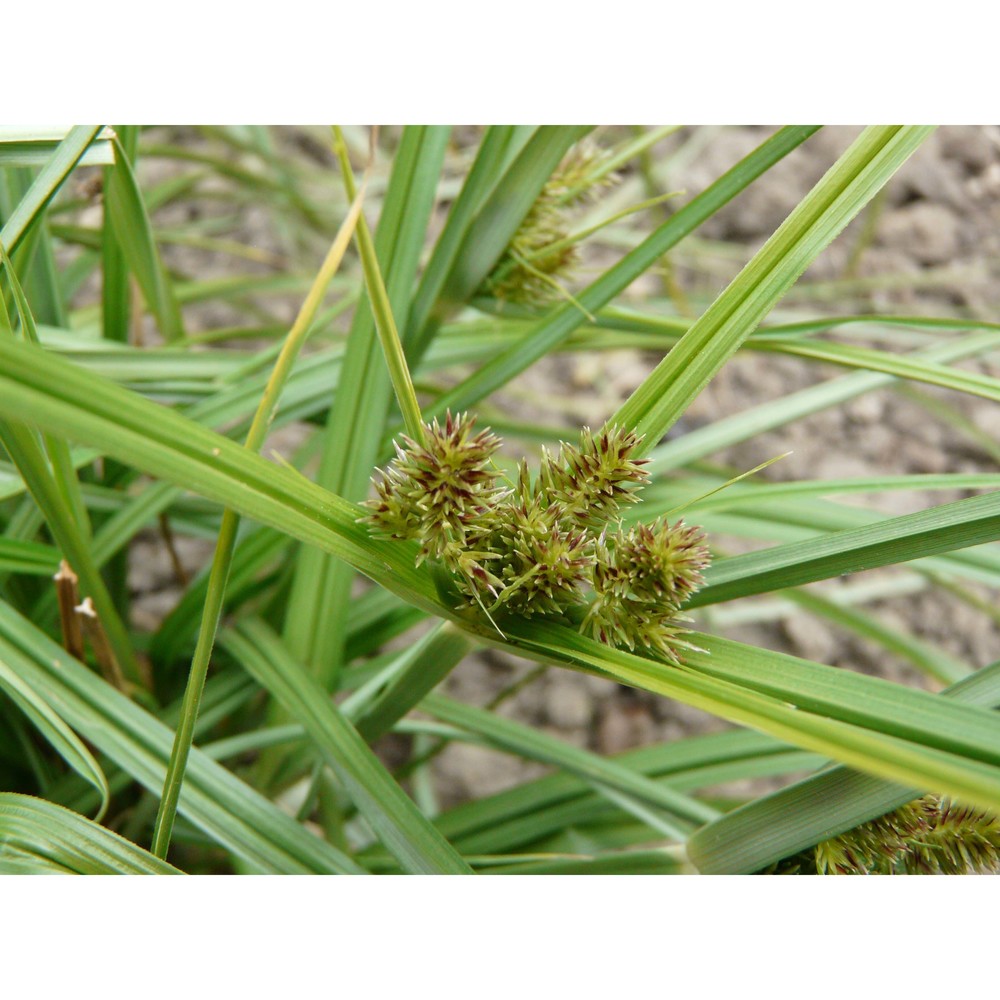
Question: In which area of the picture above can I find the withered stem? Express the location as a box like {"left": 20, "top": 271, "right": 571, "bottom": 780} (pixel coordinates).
{"left": 54, "top": 560, "right": 85, "bottom": 660}
{"left": 76, "top": 596, "right": 127, "bottom": 692}
{"left": 158, "top": 513, "right": 189, "bottom": 587}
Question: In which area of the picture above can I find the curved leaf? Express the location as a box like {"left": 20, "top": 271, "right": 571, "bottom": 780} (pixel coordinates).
{"left": 614, "top": 126, "right": 934, "bottom": 450}
{"left": 221, "top": 619, "right": 473, "bottom": 875}
{"left": 0, "top": 657, "right": 109, "bottom": 818}
{"left": 0, "top": 794, "right": 181, "bottom": 875}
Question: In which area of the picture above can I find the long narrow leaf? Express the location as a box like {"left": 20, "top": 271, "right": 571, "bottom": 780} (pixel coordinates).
{"left": 0, "top": 602, "right": 361, "bottom": 874}
{"left": 690, "top": 490, "right": 1000, "bottom": 607}
{"left": 687, "top": 659, "right": 1000, "bottom": 874}
{"left": 104, "top": 138, "right": 185, "bottom": 341}
{"left": 0, "top": 794, "right": 181, "bottom": 875}
{"left": 406, "top": 125, "right": 534, "bottom": 359}
{"left": 285, "top": 126, "right": 449, "bottom": 682}
{"left": 613, "top": 126, "right": 934, "bottom": 450}
{"left": 0, "top": 657, "right": 109, "bottom": 818}
{"left": 437, "top": 126, "right": 592, "bottom": 308}
{"left": 4, "top": 335, "right": 1000, "bottom": 817}
{"left": 425, "top": 126, "right": 820, "bottom": 422}
{"left": 222, "top": 619, "right": 473, "bottom": 874}
{"left": 0, "top": 126, "right": 103, "bottom": 255}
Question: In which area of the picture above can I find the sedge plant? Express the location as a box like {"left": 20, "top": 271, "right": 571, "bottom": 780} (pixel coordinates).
{"left": 0, "top": 124, "right": 998, "bottom": 876}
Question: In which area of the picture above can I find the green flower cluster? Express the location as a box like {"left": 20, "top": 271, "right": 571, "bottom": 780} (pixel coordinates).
{"left": 480, "top": 144, "right": 618, "bottom": 306}
{"left": 773, "top": 795, "right": 1000, "bottom": 875}
{"left": 363, "top": 413, "right": 711, "bottom": 663}
{"left": 363, "top": 412, "right": 507, "bottom": 597}
{"left": 582, "top": 520, "right": 710, "bottom": 664}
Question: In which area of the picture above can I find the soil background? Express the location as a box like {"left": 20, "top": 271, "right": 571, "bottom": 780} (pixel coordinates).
{"left": 126, "top": 126, "right": 1000, "bottom": 809}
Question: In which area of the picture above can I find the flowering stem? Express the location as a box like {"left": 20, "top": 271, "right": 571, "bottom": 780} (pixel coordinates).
{"left": 332, "top": 126, "right": 426, "bottom": 445}
{"left": 150, "top": 183, "right": 367, "bottom": 860}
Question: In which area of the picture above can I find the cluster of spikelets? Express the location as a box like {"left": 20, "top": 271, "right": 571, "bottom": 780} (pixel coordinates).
{"left": 362, "top": 411, "right": 710, "bottom": 665}
{"left": 771, "top": 795, "right": 1000, "bottom": 875}
{"left": 481, "top": 144, "right": 619, "bottom": 306}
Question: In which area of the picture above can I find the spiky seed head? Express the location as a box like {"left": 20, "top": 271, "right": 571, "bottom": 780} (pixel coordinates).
{"left": 480, "top": 142, "right": 620, "bottom": 306}
{"left": 580, "top": 592, "right": 702, "bottom": 667}
{"left": 546, "top": 425, "right": 649, "bottom": 526}
{"left": 362, "top": 411, "right": 506, "bottom": 565}
{"left": 582, "top": 519, "right": 710, "bottom": 664}
{"left": 487, "top": 496, "right": 592, "bottom": 617}
{"left": 363, "top": 413, "right": 711, "bottom": 663}
{"left": 610, "top": 518, "right": 710, "bottom": 605}
{"left": 810, "top": 795, "right": 1000, "bottom": 875}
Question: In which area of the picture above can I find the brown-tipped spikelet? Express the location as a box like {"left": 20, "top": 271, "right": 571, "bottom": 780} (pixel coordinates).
{"left": 480, "top": 142, "right": 619, "bottom": 306}
{"left": 582, "top": 521, "right": 710, "bottom": 664}
{"left": 545, "top": 425, "right": 649, "bottom": 526}
{"left": 610, "top": 518, "right": 710, "bottom": 605}
{"left": 362, "top": 411, "right": 507, "bottom": 591}
{"left": 488, "top": 496, "right": 592, "bottom": 617}
{"left": 784, "top": 795, "right": 1000, "bottom": 875}
{"left": 364, "top": 413, "right": 711, "bottom": 665}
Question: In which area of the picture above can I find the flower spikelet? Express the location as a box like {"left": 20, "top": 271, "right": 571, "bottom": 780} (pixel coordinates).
{"left": 486, "top": 496, "right": 592, "bottom": 617}
{"left": 612, "top": 518, "right": 710, "bottom": 605}
{"left": 582, "top": 521, "right": 710, "bottom": 664}
{"left": 362, "top": 412, "right": 506, "bottom": 584}
{"left": 481, "top": 142, "right": 619, "bottom": 306}
{"left": 811, "top": 795, "right": 1000, "bottom": 875}
{"left": 546, "top": 425, "right": 649, "bottom": 527}
{"left": 365, "top": 413, "right": 712, "bottom": 665}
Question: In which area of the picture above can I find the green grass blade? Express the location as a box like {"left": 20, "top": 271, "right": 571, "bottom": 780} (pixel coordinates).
{"left": 647, "top": 472, "right": 1000, "bottom": 516}
{"left": 690, "top": 490, "right": 1000, "bottom": 607}
{"left": 284, "top": 126, "right": 450, "bottom": 682}
{"left": 0, "top": 412, "right": 140, "bottom": 686}
{"left": 0, "top": 259, "right": 139, "bottom": 685}
{"left": 104, "top": 137, "right": 185, "bottom": 341}
{"left": 0, "top": 538, "right": 59, "bottom": 575}
{"left": 151, "top": 187, "right": 367, "bottom": 858}
{"left": 222, "top": 619, "right": 473, "bottom": 874}
{"left": 683, "top": 634, "right": 1000, "bottom": 765}
{"left": 756, "top": 336, "right": 1000, "bottom": 402}
{"left": 0, "top": 657, "right": 109, "bottom": 819}
{"left": 0, "top": 337, "right": 443, "bottom": 616}
{"left": 691, "top": 504, "right": 1000, "bottom": 590}
{"left": 0, "top": 127, "right": 114, "bottom": 168}
{"left": 420, "top": 692, "right": 719, "bottom": 834}
{"left": 6, "top": 331, "right": 1000, "bottom": 819}
{"left": 348, "top": 621, "right": 472, "bottom": 743}
{"left": 406, "top": 125, "right": 530, "bottom": 359}
{"left": 437, "top": 126, "right": 593, "bottom": 310}
{"left": 0, "top": 126, "right": 103, "bottom": 256}
{"left": 102, "top": 125, "right": 139, "bottom": 343}
{"left": 335, "top": 134, "right": 424, "bottom": 442}
{"left": 0, "top": 602, "right": 361, "bottom": 873}
{"left": 432, "top": 730, "right": 797, "bottom": 854}
{"left": 477, "top": 847, "right": 690, "bottom": 875}
{"left": 783, "top": 589, "right": 970, "bottom": 686}
{"left": 149, "top": 522, "right": 287, "bottom": 665}
{"left": 648, "top": 330, "right": 1000, "bottom": 473}
{"left": 10, "top": 197, "right": 68, "bottom": 327}
{"left": 498, "top": 618, "right": 1000, "bottom": 816}
{"left": 613, "top": 126, "right": 934, "bottom": 450}
{"left": 0, "top": 794, "right": 181, "bottom": 875}
{"left": 1, "top": 246, "right": 91, "bottom": 535}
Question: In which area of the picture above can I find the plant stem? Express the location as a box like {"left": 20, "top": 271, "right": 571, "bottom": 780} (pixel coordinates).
{"left": 150, "top": 182, "right": 367, "bottom": 859}
{"left": 332, "top": 126, "right": 426, "bottom": 444}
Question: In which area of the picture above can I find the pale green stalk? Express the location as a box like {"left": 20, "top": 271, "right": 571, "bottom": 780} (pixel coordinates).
{"left": 150, "top": 185, "right": 367, "bottom": 858}
{"left": 332, "top": 127, "right": 424, "bottom": 443}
